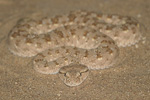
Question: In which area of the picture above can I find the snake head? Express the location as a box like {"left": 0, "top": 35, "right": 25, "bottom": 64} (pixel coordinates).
{"left": 59, "top": 64, "right": 89, "bottom": 87}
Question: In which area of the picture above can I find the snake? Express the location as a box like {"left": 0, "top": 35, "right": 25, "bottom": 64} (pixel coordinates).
{"left": 8, "top": 10, "right": 142, "bottom": 86}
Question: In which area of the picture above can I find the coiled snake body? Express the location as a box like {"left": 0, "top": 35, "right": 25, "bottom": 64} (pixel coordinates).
{"left": 8, "top": 11, "right": 142, "bottom": 86}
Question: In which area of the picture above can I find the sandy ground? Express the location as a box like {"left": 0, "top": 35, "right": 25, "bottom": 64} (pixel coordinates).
{"left": 0, "top": 0, "right": 150, "bottom": 100}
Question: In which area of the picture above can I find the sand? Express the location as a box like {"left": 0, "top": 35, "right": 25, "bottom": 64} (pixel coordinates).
{"left": 0, "top": 0, "right": 150, "bottom": 100}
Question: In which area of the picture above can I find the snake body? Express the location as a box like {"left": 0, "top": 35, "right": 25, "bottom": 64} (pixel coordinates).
{"left": 8, "top": 11, "right": 142, "bottom": 86}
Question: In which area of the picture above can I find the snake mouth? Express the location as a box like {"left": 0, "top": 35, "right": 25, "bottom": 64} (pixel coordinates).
{"left": 63, "top": 78, "right": 85, "bottom": 87}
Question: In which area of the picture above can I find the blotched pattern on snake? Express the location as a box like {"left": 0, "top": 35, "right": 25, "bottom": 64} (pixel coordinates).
{"left": 8, "top": 10, "right": 142, "bottom": 86}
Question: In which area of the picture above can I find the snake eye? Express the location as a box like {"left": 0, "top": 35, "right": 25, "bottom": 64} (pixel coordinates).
{"left": 78, "top": 72, "right": 82, "bottom": 76}
{"left": 80, "top": 73, "right": 82, "bottom": 76}
{"left": 79, "top": 72, "right": 84, "bottom": 76}
{"left": 76, "top": 72, "right": 82, "bottom": 77}
{"left": 64, "top": 72, "right": 69, "bottom": 77}
{"left": 64, "top": 73, "right": 67, "bottom": 76}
